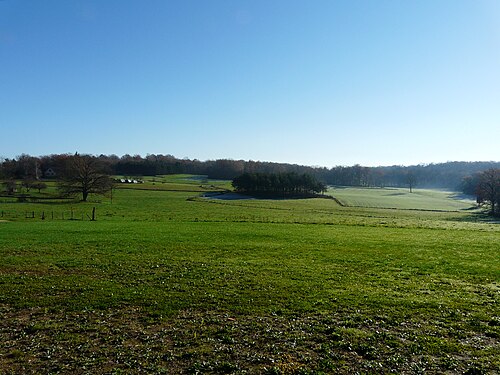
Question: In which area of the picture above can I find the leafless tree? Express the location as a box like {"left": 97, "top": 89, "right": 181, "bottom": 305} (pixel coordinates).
{"left": 32, "top": 182, "right": 48, "bottom": 194}
{"left": 2, "top": 180, "right": 17, "bottom": 195}
{"left": 476, "top": 168, "right": 500, "bottom": 216}
{"left": 21, "top": 177, "right": 36, "bottom": 192}
{"left": 57, "top": 154, "right": 113, "bottom": 202}
{"left": 406, "top": 170, "right": 417, "bottom": 193}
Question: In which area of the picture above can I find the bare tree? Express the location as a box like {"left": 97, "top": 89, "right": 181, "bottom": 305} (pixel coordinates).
{"left": 406, "top": 170, "right": 417, "bottom": 193}
{"left": 2, "top": 180, "right": 17, "bottom": 195}
{"left": 57, "top": 154, "right": 113, "bottom": 202}
{"left": 32, "top": 182, "right": 48, "bottom": 194}
{"left": 476, "top": 168, "right": 500, "bottom": 216}
{"left": 21, "top": 177, "right": 36, "bottom": 192}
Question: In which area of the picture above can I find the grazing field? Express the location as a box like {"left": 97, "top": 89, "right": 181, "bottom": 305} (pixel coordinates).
{"left": 0, "top": 177, "right": 499, "bottom": 374}
{"left": 328, "top": 187, "right": 476, "bottom": 211}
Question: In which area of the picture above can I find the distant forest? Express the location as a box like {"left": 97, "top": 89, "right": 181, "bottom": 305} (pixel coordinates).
{"left": 1, "top": 153, "right": 499, "bottom": 191}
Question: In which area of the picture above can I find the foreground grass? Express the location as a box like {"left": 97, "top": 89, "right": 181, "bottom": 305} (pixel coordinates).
{"left": 0, "top": 181, "right": 499, "bottom": 373}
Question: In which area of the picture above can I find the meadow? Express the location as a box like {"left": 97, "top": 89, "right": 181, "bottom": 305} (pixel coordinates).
{"left": 0, "top": 177, "right": 499, "bottom": 374}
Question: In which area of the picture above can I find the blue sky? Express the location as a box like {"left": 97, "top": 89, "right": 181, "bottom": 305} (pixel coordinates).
{"left": 1, "top": 1, "right": 499, "bottom": 167}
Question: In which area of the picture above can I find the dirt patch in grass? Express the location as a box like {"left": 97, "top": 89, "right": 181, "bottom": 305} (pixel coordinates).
{"left": 1, "top": 305, "right": 498, "bottom": 374}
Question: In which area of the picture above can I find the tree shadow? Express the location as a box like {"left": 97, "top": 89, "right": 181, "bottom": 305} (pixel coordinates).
{"left": 447, "top": 192, "right": 476, "bottom": 201}
{"left": 448, "top": 210, "right": 500, "bottom": 224}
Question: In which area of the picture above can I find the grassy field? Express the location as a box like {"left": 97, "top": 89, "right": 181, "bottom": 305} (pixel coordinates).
{"left": 328, "top": 187, "right": 476, "bottom": 211}
{"left": 0, "top": 177, "right": 499, "bottom": 374}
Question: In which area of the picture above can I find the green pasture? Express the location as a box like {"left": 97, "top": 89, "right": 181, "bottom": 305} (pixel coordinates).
{"left": 0, "top": 177, "right": 498, "bottom": 373}
{"left": 116, "top": 174, "right": 233, "bottom": 192}
{"left": 329, "top": 186, "right": 476, "bottom": 211}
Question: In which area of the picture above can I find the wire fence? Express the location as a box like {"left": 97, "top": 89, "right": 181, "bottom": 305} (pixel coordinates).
{"left": 0, "top": 207, "right": 97, "bottom": 221}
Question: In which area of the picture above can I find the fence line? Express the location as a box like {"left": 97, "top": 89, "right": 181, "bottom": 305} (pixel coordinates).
{"left": 0, "top": 207, "right": 98, "bottom": 221}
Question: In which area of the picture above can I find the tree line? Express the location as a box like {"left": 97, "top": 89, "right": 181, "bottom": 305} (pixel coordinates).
{"left": 2, "top": 153, "right": 498, "bottom": 190}
{"left": 1, "top": 153, "right": 499, "bottom": 214}
{"left": 232, "top": 172, "right": 327, "bottom": 197}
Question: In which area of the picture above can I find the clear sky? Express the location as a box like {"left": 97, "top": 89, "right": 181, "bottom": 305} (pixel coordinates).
{"left": 1, "top": 1, "right": 499, "bottom": 167}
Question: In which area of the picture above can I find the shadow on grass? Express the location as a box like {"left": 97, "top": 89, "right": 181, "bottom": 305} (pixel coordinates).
{"left": 448, "top": 210, "right": 500, "bottom": 224}
{"left": 448, "top": 192, "right": 476, "bottom": 201}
